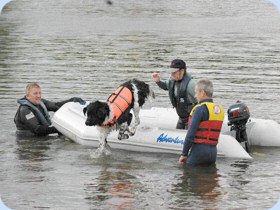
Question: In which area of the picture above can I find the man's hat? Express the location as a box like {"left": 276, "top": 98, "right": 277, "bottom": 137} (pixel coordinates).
{"left": 167, "top": 59, "right": 187, "bottom": 73}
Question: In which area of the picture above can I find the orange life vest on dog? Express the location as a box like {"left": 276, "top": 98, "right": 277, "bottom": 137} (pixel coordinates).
{"left": 188, "top": 102, "right": 224, "bottom": 145}
{"left": 106, "top": 86, "right": 133, "bottom": 125}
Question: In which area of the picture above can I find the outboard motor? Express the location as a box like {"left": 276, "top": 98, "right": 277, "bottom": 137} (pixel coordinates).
{"left": 227, "top": 101, "right": 250, "bottom": 152}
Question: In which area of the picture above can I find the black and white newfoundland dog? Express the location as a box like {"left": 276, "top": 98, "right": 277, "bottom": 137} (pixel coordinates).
{"left": 83, "top": 79, "right": 155, "bottom": 151}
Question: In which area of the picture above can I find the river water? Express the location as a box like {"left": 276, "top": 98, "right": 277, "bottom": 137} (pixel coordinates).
{"left": 1, "top": 0, "right": 280, "bottom": 209}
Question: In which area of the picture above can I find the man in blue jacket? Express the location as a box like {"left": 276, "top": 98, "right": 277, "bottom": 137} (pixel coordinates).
{"left": 179, "top": 79, "right": 224, "bottom": 166}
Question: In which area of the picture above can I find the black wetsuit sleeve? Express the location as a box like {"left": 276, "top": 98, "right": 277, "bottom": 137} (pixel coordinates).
{"left": 18, "top": 106, "right": 58, "bottom": 136}
{"left": 42, "top": 97, "right": 85, "bottom": 112}
{"left": 156, "top": 80, "right": 168, "bottom": 90}
{"left": 42, "top": 99, "right": 62, "bottom": 112}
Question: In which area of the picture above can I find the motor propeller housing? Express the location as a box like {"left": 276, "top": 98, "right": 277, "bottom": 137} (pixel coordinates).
{"left": 228, "top": 101, "right": 250, "bottom": 126}
{"left": 227, "top": 101, "right": 251, "bottom": 152}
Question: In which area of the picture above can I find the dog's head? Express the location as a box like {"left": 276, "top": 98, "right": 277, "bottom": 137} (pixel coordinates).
{"left": 83, "top": 101, "right": 110, "bottom": 126}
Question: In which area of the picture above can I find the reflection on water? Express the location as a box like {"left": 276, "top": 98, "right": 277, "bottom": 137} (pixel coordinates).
{"left": 228, "top": 159, "right": 252, "bottom": 187}
{"left": 1, "top": 0, "right": 280, "bottom": 209}
{"left": 230, "top": 159, "right": 251, "bottom": 172}
{"left": 84, "top": 161, "right": 138, "bottom": 209}
{"left": 14, "top": 137, "right": 54, "bottom": 184}
{"left": 15, "top": 137, "right": 52, "bottom": 161}
{"left": 171, "top": 165, "right": 222, "bottom": 209}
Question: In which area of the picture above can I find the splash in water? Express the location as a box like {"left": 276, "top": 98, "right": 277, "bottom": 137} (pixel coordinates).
{"left": 90, "top": 144, "right": 112, "bottom": 159}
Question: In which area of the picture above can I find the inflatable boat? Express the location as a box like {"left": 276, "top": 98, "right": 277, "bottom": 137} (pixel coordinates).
{"left": 53, "top": 102, "right": 261, "bottom": 159}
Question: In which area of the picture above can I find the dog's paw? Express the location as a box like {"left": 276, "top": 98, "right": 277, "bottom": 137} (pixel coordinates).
{"left": 118, "top": 133, "right": 129, "bottom": 140}
{"left": 128, "top": 131, "right": 135, "bottom": 136}
{"left": 127, "top": 127, "right": 136, "bottom": 136}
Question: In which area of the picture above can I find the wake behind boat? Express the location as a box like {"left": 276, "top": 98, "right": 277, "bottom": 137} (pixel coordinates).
{"left": 52, "top": 102, "right": 259, "bottom": 159}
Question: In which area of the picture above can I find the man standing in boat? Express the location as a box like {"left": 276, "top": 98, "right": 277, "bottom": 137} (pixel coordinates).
{"left": 179, "top": 79, "right": 224, "bottom": 166}
{"left": 14, "top": 82, "right": 85, "bottom": 136}
{"left": 152, "top": 59, "right": 196, "bottom": 129}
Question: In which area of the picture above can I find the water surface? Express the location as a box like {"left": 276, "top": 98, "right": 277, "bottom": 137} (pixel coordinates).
{"left": 1, "top": 0, "right": 280, "bottom": 209}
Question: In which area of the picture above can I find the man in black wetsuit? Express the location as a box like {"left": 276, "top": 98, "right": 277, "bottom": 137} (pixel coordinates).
{"left": 152, "top": 59, "right": 196, "bottom": 129}
{"left": 14, "top": 82, "right": 85, "bottom": 136}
